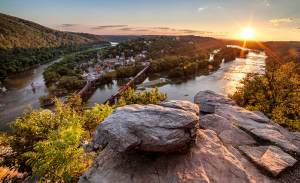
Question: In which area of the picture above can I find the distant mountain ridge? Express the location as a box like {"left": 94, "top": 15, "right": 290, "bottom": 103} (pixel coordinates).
{"left": 0, "top": 13, "right": 108, "bottom": 49}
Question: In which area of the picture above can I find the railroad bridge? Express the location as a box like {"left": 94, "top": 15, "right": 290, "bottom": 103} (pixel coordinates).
{"left": 103, "top": 66, "right": 149, "bottom": 105}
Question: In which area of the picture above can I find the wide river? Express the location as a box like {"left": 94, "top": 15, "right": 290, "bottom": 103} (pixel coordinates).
{"left": 0, "top": 47, "right": 266, "bottom": 132}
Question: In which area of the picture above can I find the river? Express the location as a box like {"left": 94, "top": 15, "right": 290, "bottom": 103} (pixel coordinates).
{"left": 0, "top": 58, "right": 63, "bottom": 132}
{"left": 0, "top": 47, "right": 266, "bottom": 132}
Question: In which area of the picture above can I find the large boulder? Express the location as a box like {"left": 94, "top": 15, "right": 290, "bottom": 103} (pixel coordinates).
{"left": 200, "top": 114, "right": 256, "bottom": 147}
{"left": 194, "top": 90, "right": 237, "bottom": 113}
{"left": 239, "top": 145, "right": 297, "bottom": 177}
{"left": 79, "top": 130, "right": 252, "bottom": 183}
{"left": 92, "top": 100, "right": 199, "bottom": 153}
{"left": 215, "top": 104, "right": 300, "bottom": 153}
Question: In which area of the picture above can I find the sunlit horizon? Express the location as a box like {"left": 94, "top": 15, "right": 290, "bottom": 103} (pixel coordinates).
{"left": 0, "top": 0, "right": 300, "bottom": 41}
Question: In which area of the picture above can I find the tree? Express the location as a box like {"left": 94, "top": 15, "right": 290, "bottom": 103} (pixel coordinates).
{"left": 229, "top": 62, "right": 300, "bottom": 132}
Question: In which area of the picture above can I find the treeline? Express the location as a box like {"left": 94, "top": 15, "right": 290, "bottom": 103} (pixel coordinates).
{"left": 0, "top": 44, "right": 97, "bottom": 76}
{"left": 146, "top": 47, "right": 246, "bottom": 78}
{"left": 101, "top": 37, "right": 197, "bottom": 60}
{"left": 116, "top": 63, "right": 145, "bottom": 78}
{"left": 213, "top": 47, "right": 249, "bottom": 62}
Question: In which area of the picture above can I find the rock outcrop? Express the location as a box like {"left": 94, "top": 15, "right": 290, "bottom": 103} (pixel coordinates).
{"left": 92, "top": 100, "right": 199, "bottom": 153}
{"left": 194, "top": 90, "right": 237, "bottom": 113}
{"left": 215, "top": 104, "right": 300, "bottom": 153}
{"left": 200, "top": 114, "right": 256, "bottom": 147}
{"left": 80, "top": 91, "right": 300, "bottom": 183}
{"left": 239, "top": 145, "right": 297, "bottom": 177}
{"left": 79, "top": 130, "right": 252, "bottom": 183}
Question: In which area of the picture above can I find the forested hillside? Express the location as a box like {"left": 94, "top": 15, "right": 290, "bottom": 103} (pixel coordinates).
{"left": 0, "top": 13, "right": 109, "bottom": 76}
{"left": 0, "top": 13, "right": 108, "bottom": 49}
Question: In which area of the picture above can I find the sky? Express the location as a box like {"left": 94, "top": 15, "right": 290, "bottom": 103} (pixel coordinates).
{"left": 0, "top": 0, "right": 300, "bottom": 41}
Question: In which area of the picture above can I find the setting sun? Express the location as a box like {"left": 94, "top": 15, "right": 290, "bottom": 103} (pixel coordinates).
{"left": 241, "top": 28, "right": 254, "bottom": 39}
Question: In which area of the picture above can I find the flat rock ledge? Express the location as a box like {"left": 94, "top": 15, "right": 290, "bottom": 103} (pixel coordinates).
{"left": 200, "top": 114, "right": 256, "bottom": 147}
{"left": 239, "top": 145, "right": 297, "bottom": 177}
{"left": 79, "top": 130, "right": 252, "bottom": 183}
{"left": 92, "top": 100, "right": 199, "bottom": 153}
{"left": 215, "top": 104, "right": 300, "bottom": 153}
{"left": 194, "top": 90, "right": 237, "bottom": 113}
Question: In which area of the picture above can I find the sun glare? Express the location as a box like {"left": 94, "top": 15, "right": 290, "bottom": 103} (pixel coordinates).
{"left": 241, "top": 28, "right": 254, "bottom": 39}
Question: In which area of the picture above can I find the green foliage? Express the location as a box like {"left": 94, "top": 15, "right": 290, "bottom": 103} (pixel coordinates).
{"left": 58, "top": 76, "right": 84, "bottom": 89}
{"left": 117, "top": 87, "right": 167, "bottom": 106}
{"left": 229, "top": 62, "right": 300, "bottom": 132}
{"left": 116, "top": 64, "right": 144, "bottom": 78}
{"left": 101, "top": 37, "right": 197, "bottom": 60}
{"left": 23, "top": 119, "right": 93, "bottom": 182}
{"left": 169, "top": 67, "right": 184, "bottom": 78}
{"left": 43, "top": 50, "right": 98, "bottom": 83}
{"left": 38, "top": 94, "right": 54, "bottom": 105}
{"left": 0, "top": 13, "right": 108, "bottom": 49}
{"left": 98, "top": 74, "right": 113, "bottom": 83}
{"left": 84, "top": 103, "right": 114, "bottom": 138}
{"left": 1, "top": 99, "right": 79, "bottom": 172}
{"left": 213, "top": 47, "right": 249, "bottom": 63}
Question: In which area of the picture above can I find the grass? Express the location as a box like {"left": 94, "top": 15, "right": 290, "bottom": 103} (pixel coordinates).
{"left": 147, "top": 79, "right": 182, "bottom": 88}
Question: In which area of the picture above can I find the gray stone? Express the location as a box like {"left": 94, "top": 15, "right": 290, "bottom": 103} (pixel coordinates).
{"left": 215, "top": 104, "right": 300, "bottom": 153}
{"left": 194, "top": 90, "right": 237, "bottom": 113}
{"left": 239, "top": 145, "right": 297, "bottom": 177}
{"left": 200, "top": 114, "right": 256, "bottom": 147}
{"left": 157, "top": 100, "right": 199, "bottom": 115}
{"left": 79, "top": 130, "right": 252, "bottom": 183}
{"left": 92, "top": 101, "right": 199, "bottom": 153}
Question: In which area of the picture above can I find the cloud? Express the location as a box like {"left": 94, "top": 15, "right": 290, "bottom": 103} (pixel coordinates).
{"left": 198, "top": 7, "right": 204, "bottom": 11}
{"left": 135, "top": 29, "right": 149, "bottom": 31}
{"left": 267, "top": 4, "right": 269, "bottom": 6}
{"left": 62, "top": 24, "right": 78, "bottom": 27}
{"left": 91, "top": 25, "right": 127, "bottom": 30}
{"left": 179, "top": 29, "right": 212, "bottom": 34}
{"left": 217, "top": 6, "right": 223, "bottom": 9}
{"left": 117, "top": 28, "right": 134, "bottom": 31}
{"left": 269, "top": 17, "right": 295, "bottom": 23}
{"left": 152, "top": 27, "right": 171, "bottom": 30}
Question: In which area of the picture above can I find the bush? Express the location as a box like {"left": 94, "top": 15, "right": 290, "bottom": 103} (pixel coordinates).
{"left": 117, "top": 86, "right": 167, "bottom": 106}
